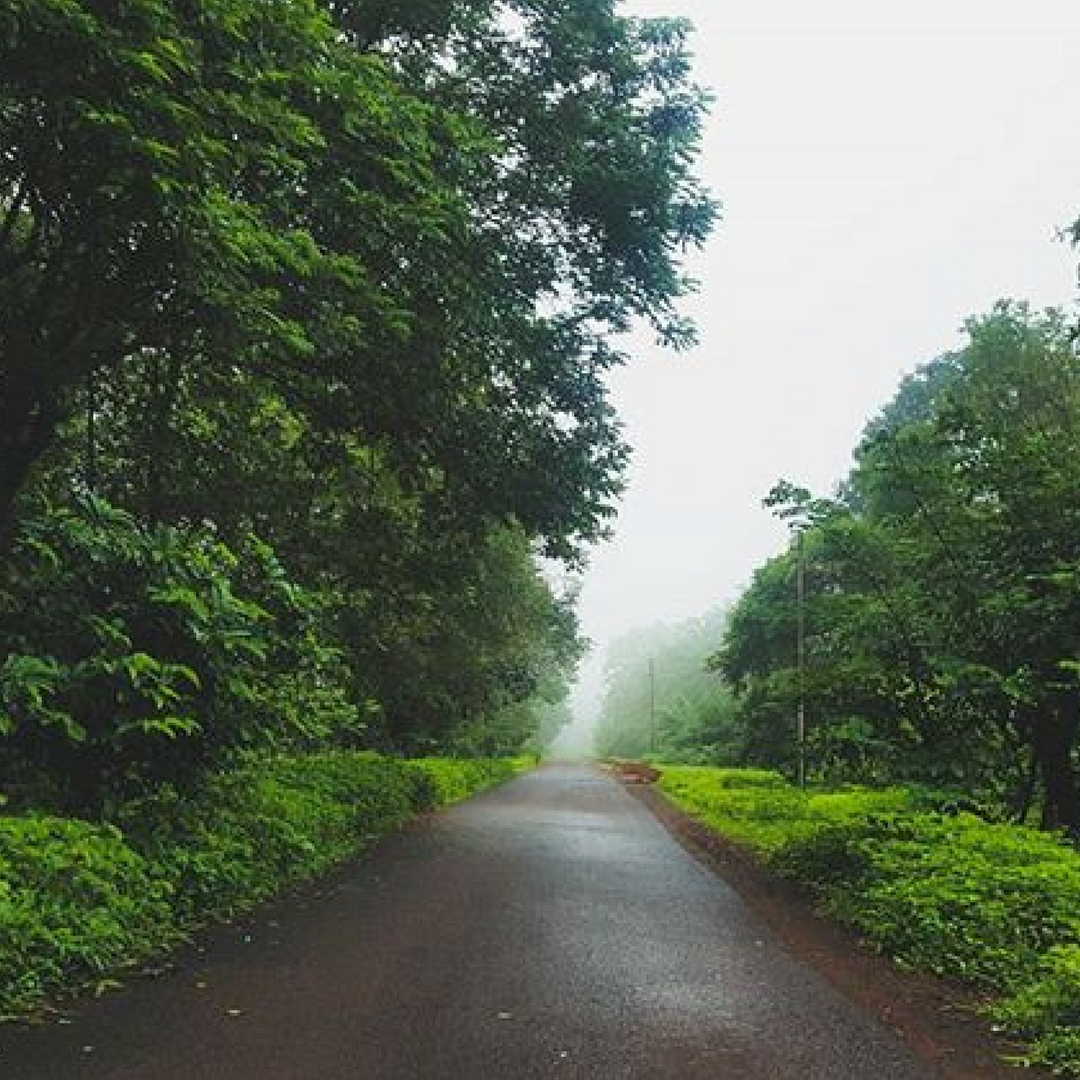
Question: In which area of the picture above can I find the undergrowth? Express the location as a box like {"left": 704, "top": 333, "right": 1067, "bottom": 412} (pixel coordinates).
{"left": 0, "top": 752, "right": 527, "bottom": 1018}
{"left": 657, "top": 765, "right": 1080, "bottom": 1075}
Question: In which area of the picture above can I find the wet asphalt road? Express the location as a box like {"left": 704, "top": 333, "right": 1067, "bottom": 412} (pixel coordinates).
{"left": 0, "top": 764, "right": 937, "bottom": 1079}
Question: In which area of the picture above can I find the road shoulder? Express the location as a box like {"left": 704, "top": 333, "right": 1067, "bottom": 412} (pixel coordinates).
{"left": 629, "top": 780, "right": 1051, "bottom": 1080}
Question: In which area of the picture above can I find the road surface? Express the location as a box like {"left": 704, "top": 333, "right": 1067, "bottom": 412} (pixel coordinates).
{"left": 0, "top": 764, "right": 936, "bottom": 1079}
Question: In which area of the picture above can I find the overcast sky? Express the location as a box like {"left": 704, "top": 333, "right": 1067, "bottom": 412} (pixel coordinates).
{"left": 567, "top": 0, "right": 1080, "bottom": 734}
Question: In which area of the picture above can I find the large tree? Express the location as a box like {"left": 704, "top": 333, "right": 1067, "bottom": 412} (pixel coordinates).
{"left": 0, "top": 0, "right": 715, "bottom": 784}
{"left": 1, "top": 0, "right": 445, "bottom": 536}
{"left": 0, "top": 0, "right": 715, "bottom": 558}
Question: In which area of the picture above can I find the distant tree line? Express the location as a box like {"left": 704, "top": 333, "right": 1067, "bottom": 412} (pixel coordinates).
{"left": 594, "top": 608, "right": 739, "bottom": 762}
{"left": 0, "top": 0, "right": 714, "bottom": 813}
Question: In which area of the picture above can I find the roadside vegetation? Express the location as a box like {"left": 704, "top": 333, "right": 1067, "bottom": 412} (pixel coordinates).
{"left": 719, "top": 303, "right": 1080, "bottom": 829}
{"left": 0, "top": 0, "right": 713, "bottom": 1022}
{"left": 0, "top": 752, "right": 529, "bottom": 1020}
{"left": 658, "top": 767, "right": 1080, "bottom": 1073}
{"left": 602, "top": 302, "right": 1080, "bottom": 832}
{"left": 600, "top": 298, "right": 1080, "bottom": 1074}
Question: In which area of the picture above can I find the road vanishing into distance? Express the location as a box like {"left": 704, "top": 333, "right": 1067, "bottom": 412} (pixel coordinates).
{"left": 2, "top": 765, "right": 938, "bottom": 1079}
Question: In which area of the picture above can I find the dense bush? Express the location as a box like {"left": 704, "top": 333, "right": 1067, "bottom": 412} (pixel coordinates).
{"left": 0, "top": 500, "right": 363, "bottom": 814}
{"left": 409, "top": 756, "right": 533, "bottom": 807}
{"left": 0, "top": 816, "right": 175, "bottom": 1017}
{"left": 0, "top": 752, "right": 527, "bottom": 1018}
{"left": 657, "top": 766, "right": 1080, "bottom": 1074}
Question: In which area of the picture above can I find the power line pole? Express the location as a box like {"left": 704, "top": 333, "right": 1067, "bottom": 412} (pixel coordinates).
{"left": 796, "top": 529, "right": 807, "bottom": 789}
{"left": 648, "top": 657, "right": 656, "bottom": 754}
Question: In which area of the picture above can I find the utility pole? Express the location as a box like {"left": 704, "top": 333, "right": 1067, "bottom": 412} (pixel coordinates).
{"left": 648, "top": 657, "right": 656, "bottom": 754}
{"left": 796, "top": 528, "right": 807, "bottom": 789}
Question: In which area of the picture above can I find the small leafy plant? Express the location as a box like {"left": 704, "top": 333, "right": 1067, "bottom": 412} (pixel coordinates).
{"left": 657, "top": 765, "right": 1080, "bottom": 1074}
{"left": 0, "top": 751, "right": 526, "bottom": 1018}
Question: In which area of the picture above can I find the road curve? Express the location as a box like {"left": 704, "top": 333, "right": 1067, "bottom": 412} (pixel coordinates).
{"left": 0, "top": 764, "right": 937, "bottom": 1079}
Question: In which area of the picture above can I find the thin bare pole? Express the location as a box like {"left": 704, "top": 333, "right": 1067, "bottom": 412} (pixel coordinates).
{"left": 796, "top": 529, "right": 807, "bottom": 788}
{"left": 648, "top": 658, "right": 656, "bottom": 754}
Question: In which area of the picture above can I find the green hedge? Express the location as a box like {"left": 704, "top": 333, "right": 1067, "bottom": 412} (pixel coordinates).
{"left": 657, "top": 765, "right": 1080, "bottom": 1075}
{"left": 0, "top": 752, "right": 527, "bottom": 1019}
{"left": 0, "top": 817, "right": 177, "bottom": 1017}
{"left": 409, "top": 755, "right": 534, "bottom": 807}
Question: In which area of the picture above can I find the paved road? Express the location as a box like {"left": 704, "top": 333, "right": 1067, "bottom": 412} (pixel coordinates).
{"left": 1, "top": 765, "right": 936, "bottom": 1079}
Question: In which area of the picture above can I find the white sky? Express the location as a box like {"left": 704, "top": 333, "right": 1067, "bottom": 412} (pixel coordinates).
{"left": 568, "top": 0, "right": 1080, "bottom": 733}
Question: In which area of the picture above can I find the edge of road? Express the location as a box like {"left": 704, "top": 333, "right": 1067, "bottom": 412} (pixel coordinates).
{"left": 622, "top": 773, "right": 1052, "bottom": 1080}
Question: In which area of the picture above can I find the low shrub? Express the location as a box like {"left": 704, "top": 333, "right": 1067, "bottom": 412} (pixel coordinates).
{"left": 0, "top": 816, "right": 175, "bottom": 1017}
{"left": 0, "top": 751, "right": 529, "bottom": 1018}
{"left": 656, "top": 765, "right": 1080, "bottom": 1075}
{"left": 991, "top": 945, "right": 1080, "bottom": 1042}
{"left": 657, "top": 765, "right": 919, "bottom": 853}
{"left": 118, "top": 752, "right": 429, "bottom": 922}
{"left": 409, "top": 756, "right": 528, "bottom": 807}
{"left": 833, "top": 815, "right": 1080, "bottom": 987}
{"left": 711, "top": 768, "right": 790, "bottom": 790}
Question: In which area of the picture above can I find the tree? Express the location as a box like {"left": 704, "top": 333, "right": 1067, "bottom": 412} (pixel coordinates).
{"left": 595, "top": 609, "right": 739, "bottom": 762}
{"left": 0, "top": 0, "right": 716, "bottom": 792}
{"left": 722, "top": 302, "right": 1080, "bottom": 826}
{"left": 1, "top": 0, "right": 455, "bottom": 538}
{"left": 0, "top": 0, "right": 715, "bottom": 561}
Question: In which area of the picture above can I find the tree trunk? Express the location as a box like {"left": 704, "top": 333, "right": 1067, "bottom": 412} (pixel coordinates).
{"left": 1033, "top": 699, "right": 1080, "bottom": 833}
{"left": 0, "top": 390, "right": 56, "bottom": 557}
{"left": 1010, "top": 743, "right": 1039, "bottom": 824}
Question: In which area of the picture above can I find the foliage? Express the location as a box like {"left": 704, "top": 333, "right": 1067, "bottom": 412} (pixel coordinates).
{"left": 0, "top": 751, "right": 527, "bottom": 1018}
{"left": 991, "top": 946, "right": 1080, "bottom": 1072}
{"left": 408, "top": 756, "right": 534, "bottom": 807}
{"left": 0, "top": 0, "right": 465, "bottom": 533}
{"left": 657, "top": 765, "right": 922, "bottom": 854}
{"left": 658, "top": 766, "right": 1080, "bottom": 1075}
{"left": 0, "top": 0, "right": 716, "bottom": 1036}
{"left": 0, "top": 815, "right": 176, "bottom": 1018}
{"left": 341, "top": 525, "right": 585, "bottom": 753}
{"left": 0, "top": 492, "right": 573, "bottom": 804}
{"left": 717, "top": 303, "right": 1080, "bottom": 828}
{"left": 118, "top": 752, "right": 427, "bottom": 922}
{"left": 0, "top": 0, "right": 715, "bottom": 560}
{"left": 595, "top": 608, "right": 740, "bottom": 761}
{"left": 0, "top": 498, "right": 360, "bottom": 812}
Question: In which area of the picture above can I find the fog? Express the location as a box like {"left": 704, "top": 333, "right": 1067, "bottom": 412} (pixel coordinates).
{"left": 562, "top": 0, "right": 1080, "bottom": 749}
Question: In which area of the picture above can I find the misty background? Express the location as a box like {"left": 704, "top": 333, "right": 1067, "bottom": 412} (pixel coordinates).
{"left": 562, "top": 0, "right": 1080, "bottom": 750}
